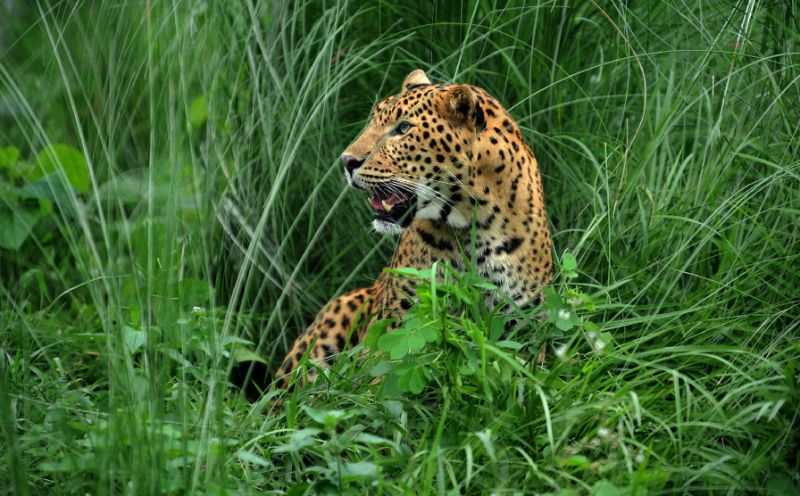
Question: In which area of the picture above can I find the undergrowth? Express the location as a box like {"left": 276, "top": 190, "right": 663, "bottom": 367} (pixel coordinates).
{"left": 1, "top": 0, "right": 799, "bottom": 494}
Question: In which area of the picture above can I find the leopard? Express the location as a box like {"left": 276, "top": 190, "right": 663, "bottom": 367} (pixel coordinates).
{"left": 273, "top": 69, "right": 552, "bottom": 389}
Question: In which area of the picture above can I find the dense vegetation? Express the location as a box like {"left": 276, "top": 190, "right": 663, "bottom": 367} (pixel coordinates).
{"left": 1, "top": 1, "right": 798, "bottom": 494}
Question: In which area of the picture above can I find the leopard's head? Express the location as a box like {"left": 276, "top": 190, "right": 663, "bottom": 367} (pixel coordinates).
{"left": 342, "top": 69, "right": 485, "bottom": 234}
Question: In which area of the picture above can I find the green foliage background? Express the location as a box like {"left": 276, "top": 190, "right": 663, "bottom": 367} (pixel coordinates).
{"left": 1, "top": 0, "right": 798, "bottom": 494}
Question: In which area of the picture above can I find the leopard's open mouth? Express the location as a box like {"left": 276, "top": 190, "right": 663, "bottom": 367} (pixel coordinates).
{"left": 367, "top": 186, "right": 417, "bottom": 226}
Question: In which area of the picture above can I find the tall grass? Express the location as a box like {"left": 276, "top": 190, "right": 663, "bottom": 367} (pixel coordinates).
{"left": 1, "top": 0, "right": 798, "bottom": 493}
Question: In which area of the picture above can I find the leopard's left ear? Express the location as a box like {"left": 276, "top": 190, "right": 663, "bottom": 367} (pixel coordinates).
{"left": 402, "top": 69, "right": 431, "bottom": 92}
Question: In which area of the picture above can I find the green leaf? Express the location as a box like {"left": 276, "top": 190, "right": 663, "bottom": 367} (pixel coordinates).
{"left": 273, "top": 428, "right": 321, "bottom": 453}
{"left": 0, "top": 145, "right": 20, "bottom": 171}
{"left": 591, "top": 480, "right": 624, "bottom": 496}
{"left": 378, "top": 329, "right": 425, "bottom": 359}
{"left": 562, "top": 252, "right": 577, "bottom": 271}
{"left": 285, "top": 483, "right": 310, "bottom": 496}
{"left": 15, "top": 174, "right": 74, "bottom": 202}
{"left": 399, "top": 315, "right": 440, "bottom": 343}
{"left": 544, "top": 288, "right": 581, "bottom": 331}
{"left": 189, "top": 95, "right": 208, "bottom": 129}
{"left": 561, "top": 454, "right": 591, "bottom": 469}
{"left": 368, "top": 360, "right": 393, "bottom": 377}
{"left": 474, "top": 429, "right": 496, "bottom": 462}
{"left": 554, "top": 308, "right": 580, "bottom": 331}
{"left": 396, "top": 365, "right": 428, "bottom": 394}
{"left": 35, "top": 144, "right": 90, "bottom": 193}
{"left": 93, "top": 171, "right": 147, "bottom": 204}
{"left": 0, "top": 203, "right": 40, "bottom": 250}
{"left": 401, "top": 314, "right": 423, "bottom": 329}
{"left": 489, "top": 316, "right": 505, "bottom": 341}
{"left": 567, "top": 289, "right": 596, "bottom": 311}
{"left": 300, "top": 405, "right": 357, "bottom": 429}
{"left": 544, "top": 287, "right": 563, "bottom": 312}
{"left": 766, "top": 472, "right": 800, "bottom": 495}
{"left": 38, "top": 456, "right": 92, "bottom": 473}
{"left": 583, "top": 320, "right": 600, "bottom": 333}
{"left": 382, "top": 400, "right": 403, "bottom": 418}
{"left": 163, "top": 348, "right": 193, "bottom": 368}
{"left": 417, "top": 323, "right": 440, "bottom": 343}
{"left": 459, "top": 349, "right": 480, "bottom": 375}
{"left": 551, "top": 490, "right": 580, "bottom": 496}
{"left": 453, "top": 285, "right": 474, "bottom": 305}
{"left": 475, "top": 280, "right": 499, "bottom": 290}
{"left": 353, "top": 432, "right": 394, "bottom": 446}
{"left": 123, "top": 325, "right": 146, "bottom": 353}
{"left": 233, "top": 348, "right": 267, "bottom": 365}
{"left": 588, "top": 331, "right": 613, "bottom": 353}
{"left": 340, "top": 461, "right": 379, "bottom": 480}
{"left": 387, "top": 267, "right": 433, "bottom": 279}
{"left": 234, "top": 449, "right": 270, "bottom": 467}
{"left": 496, "top": 340, "right": 523, "bottom": 350}
{"left": 465, "top": 272, "right": 498, "bottom": 290}
{"left": 364, "top": 318, "right": 393, "bottom": 350}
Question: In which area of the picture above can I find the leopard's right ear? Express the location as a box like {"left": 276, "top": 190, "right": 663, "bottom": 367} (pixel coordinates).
{"left": 439, "top": 84, "right": 477, "bottom": 128}
{"left": 402, "top": 69, "right": 431, "bottom": 92}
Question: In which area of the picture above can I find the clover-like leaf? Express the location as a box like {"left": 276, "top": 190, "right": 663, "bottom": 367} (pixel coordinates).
{"left": 378, "top": 329, "right": 425, "bottom": 359}
{"left": 415, "top": 320, "right": 441, "bottom": 343}
{"left": 395, "top": 363, "right": 429, "bottom": 394}
{"left": 364, "top": 318, "right": 393, "bottom": 350}
{"left": 368, "top": 360, "right": 392, "bottom": 377}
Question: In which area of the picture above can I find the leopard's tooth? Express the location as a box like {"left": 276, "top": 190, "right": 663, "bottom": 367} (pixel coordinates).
{"left": 381, "top": 200, "right": 393, "bottom": 212}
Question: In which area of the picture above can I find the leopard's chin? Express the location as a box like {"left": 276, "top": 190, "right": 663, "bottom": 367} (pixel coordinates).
{"left": 372, "top": 219, "right": 405, "bottom": 235}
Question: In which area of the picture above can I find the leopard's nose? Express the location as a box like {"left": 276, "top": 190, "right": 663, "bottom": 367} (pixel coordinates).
{"left": 342, "top": 155, "right": 364, "bottom": 175}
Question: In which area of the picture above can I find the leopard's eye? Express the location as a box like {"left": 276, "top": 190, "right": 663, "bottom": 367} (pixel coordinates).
{"left": 394, "top": 121, "right": 412, "bottom": 135}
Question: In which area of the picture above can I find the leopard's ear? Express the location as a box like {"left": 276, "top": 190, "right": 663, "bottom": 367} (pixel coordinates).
{"left": 402, "top": 69, "right": 431, "bottom": 92}
{"left": 440, "top": 84, "right": 477, "bottom": 127}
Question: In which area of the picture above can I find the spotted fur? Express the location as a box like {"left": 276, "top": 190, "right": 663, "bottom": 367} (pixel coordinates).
{"left": 274, "top": 69, "right": 552, "bottom": 389}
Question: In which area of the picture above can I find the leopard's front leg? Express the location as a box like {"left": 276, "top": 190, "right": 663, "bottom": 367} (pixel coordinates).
{"left": 273, "top": 287, "right": 373, "bottom": 388}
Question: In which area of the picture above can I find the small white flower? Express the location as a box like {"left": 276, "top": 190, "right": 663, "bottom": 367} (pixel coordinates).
{"left": 593, "top": 340, "right": 606, "bottom": 351}
{"left": 597, "top": 427, "right": 610, "bottom": 437}
{"left": 635, "top": 452, "right": 645, "bottom": 463}
{"left": 191, "top": 306, "right": 205, "bottom": 315}
{"left": 587, "top": 331, "right": 597, "bottom": 340}
{"left": 558, "top": 309, "right": 571, "bottom": 320}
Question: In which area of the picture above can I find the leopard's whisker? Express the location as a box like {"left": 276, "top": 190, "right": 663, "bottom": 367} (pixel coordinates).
{"left": 391, "top": 177, "right": 455, "bottom": 207}
{"left": 392, "top": 174, "right": 475, "bottom": 207}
